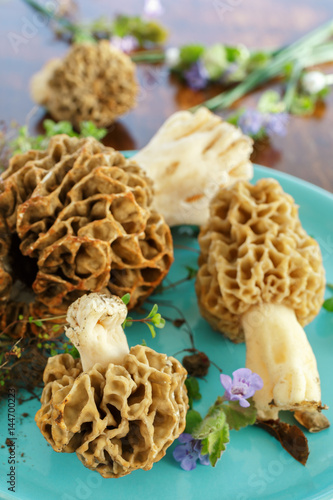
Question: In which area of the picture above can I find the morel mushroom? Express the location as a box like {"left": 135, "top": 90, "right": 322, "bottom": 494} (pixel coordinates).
{"left": 196, "top": 179, "right": 326, "bottom": 421}
{"left": 35, "top": 293, "right": 188, "bottom": 478}
{"left": 0, "top": 135, "right": 173, "bottom": 315}
{"left": 133, "top": 107, "right": 253, "bottom": 226}
{"left": 30, "top": 41, "right": 138, "bottom": 128}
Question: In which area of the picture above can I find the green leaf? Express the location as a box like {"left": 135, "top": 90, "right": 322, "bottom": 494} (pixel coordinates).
{"left": 146, "top": 322, "right": 156, "bottom": 339}
{"left": 43, "top": 119, "right": 76, "bottom": 138}
{"left": 69, "top": 346, "right": 80, "bottom": 359}
{"left": 258, "top": 90, "right": 286, "bottom": 113}
{"left": 121, "top": 293, "right": 131, "bottom": 305}
{"left": 179, "top": 44, "right": 205, "bottom": 67}
{"left": 72, "top": 30, "right": 96, "bottom": 44}
{"left": 193, "top": 405, "right": 230, "bottom": 466}
{"left": 185, "top": 409, "right": 203, "bottom": 434}
{"left": 112, "top": 15, "right": 168, "bottom": 46}
{"left": 52, "top": 324, "right": 61, "bottom": 332}
{"left": 185, "top": 377, "right": 202, "bottom": 409}
{"left": 202, "top": 44, "right": 227, "bottom": 80}
{"left": 147, "top": 304, "right": 158, "bottom": 318}
{"left": 18, "top": 315, "right": 24, "bottom": 321}
{"left": 151, "top": 313, "right": 163, "bottom": 326}
{"left": 123, "top": 317, "right": 133, "bottom": 328}
{"left": 247, "top": 50, "right": 271, "bottom": 71}
{"left": 80, "top": 121, "right": 107, "bottom": 140}
{"left": 192, "top": 407, "right": 227, "bottom": 440}
{"left": 185, "top": 266, "right": 198, "bottom": 279}
{"left": 33, "top": 320, "right": 43, "bottom": 327}
{"left": 290, "top": 94, "right": 315, "bottom": 115}
{"left": 201, "top": 424, "right": 230, "bottom": 467}
{"left": 225, "top": 45, "right": 250, "bottom": 64}
{"left": 141, "top": 339, "right": 147, "bottom": 347}
{"left": 323, "top": 297, "right": 333, "bottom": 312}
{"left": 220, "top": 398, "right": 257, "bottom": 430}
{"left": 154, "top": 317, "right": 165, "bottom": 329}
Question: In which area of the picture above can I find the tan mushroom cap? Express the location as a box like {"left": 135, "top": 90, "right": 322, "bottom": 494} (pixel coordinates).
{"left": 30, "top": 41, "right": 138, "bottom": 128}
{"left": 196, "top": 178, "right": 325, "bottom": 342}
{"left": 0, "top": 135, "right": 173, "bottom": 316}
{"left": 35, "top": 346, "right": 188, "bottom": 478}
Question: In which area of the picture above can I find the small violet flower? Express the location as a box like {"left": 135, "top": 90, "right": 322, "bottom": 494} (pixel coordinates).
{"left": 238, "top": 109, "right": 263, "bottom": 136}
{"left": 184, "top": 60, "right": 209, "bottom": 91}
{"left": 173, "top": 433, "right": 209, "bottom": 471}
{"left": 143, "top": 0, "right": 164, "bottom": 19}
{"left": 110, "top": 35, "right": 138, "bottom": 54}
{"left": 220, "top": 368, "right": 263, "bottom": 408}
{"left": 263, "top": 112, "right": 289, "bottom": 137}
{"left": 238, "top": 109, "right": 288, "bottom": 137}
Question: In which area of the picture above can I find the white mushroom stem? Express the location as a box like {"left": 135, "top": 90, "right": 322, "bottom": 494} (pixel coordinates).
{"left": 65, "top": 293, "right": 129, "bottom": 372}
{"left": 242, "top": 303, "right": 321, "bottom": 420}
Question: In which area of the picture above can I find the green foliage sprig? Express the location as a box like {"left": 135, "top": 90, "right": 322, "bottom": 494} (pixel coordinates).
{"left": 0, "top": 119, "right": 107, "bottom": 170}
{"left": 121, "top": 294, "right": 165, "bottom": 338}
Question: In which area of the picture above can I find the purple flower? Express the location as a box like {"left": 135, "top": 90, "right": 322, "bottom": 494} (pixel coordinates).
{"left": 238, "top": 109, "right": 264, "bottom": 136}
{"left": 173, "top": 433, "right": 210, "bottom": 471}
{"left": 184, "top": 61, "right": 209, "bottom": 90}
{"left": 143, "top": 0, "right": 164, "bottom": 18}
{"left": 220, "top": 368, "right": 263, "bottom": 408}
{"left": 238, "top": 109, "right": 289, "bottom": 138}
{"left": 110, "top": 35, "right": 138, "bottom": 54}
{"left": 263, "top": 112, "right": 289, "bottom": 137}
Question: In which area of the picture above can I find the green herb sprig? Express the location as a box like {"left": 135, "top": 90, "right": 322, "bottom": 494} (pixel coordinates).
{"left": 0, "top": 119, "right": 107, "bottom": 171}
{"left": 121, "top": 294, "right": 165, "bottom": 338}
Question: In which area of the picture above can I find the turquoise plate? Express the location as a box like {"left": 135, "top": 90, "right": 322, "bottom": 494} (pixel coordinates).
{"left": 1, "top": 162, "right": 333, "bottom": 500}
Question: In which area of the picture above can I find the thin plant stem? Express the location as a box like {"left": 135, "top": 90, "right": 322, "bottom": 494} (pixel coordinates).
{"left": 284, "top": 61, "right": 303, "bottom": 111}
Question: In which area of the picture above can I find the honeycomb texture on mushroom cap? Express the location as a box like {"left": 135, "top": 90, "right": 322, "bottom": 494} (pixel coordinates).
{"left": 196, "top": 178, "right": 325, "bottom": 342}
{"left": 35, "top": 346, "right": 188, "bottom": 478}
{"left": 0, "top": 135, "right": 173, "bottom": 314}
{"left": 30, "top": 41, "right": 138, "bottom": 128}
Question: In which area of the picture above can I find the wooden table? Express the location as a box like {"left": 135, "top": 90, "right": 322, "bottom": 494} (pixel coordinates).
{"left": 1, "top": 0, "right": 333, "bottom": 191}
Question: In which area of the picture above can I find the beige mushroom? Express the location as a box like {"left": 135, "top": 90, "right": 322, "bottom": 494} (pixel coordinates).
{"left": 133, "top": 107, "right": 253, "bottom": 226}
{"left": 35, "top": 293, "right": 188, "bottom": 478}
{"left": 30, "top": 41, "right": 138, "bottom": 128}
{"left": 196, "top": 179, "right": 327, "bottom": 422}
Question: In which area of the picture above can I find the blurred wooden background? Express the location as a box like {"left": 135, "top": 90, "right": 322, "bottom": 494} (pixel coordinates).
{"left": 1, "top": 0, "right": 333, "bottom": 191}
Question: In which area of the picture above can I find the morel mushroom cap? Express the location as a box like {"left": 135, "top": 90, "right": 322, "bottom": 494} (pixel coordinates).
{"left": 30, "top": 41, "right": 138, "bottom": 128}
{"left": 0, "top": 135, "right": 173, "bottom": 315}
{"left": 196, "top": 179, "right": 326, "bottom": 420}
{"left": 133, "top": 107, "right": 253, "bottom": 226}
{"left": 35, "top": 293, "right": 188, "bottom": 478}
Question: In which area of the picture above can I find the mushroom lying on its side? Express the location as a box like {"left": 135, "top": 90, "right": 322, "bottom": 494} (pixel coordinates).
{"left": 35, "top": 293, "right": 188, "bottom": 478}
{"left": 133, "top": 107, "right": 253, "bottom": 226}
{"left": 196, "top": 179, "right": 328, "bottom": 424}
